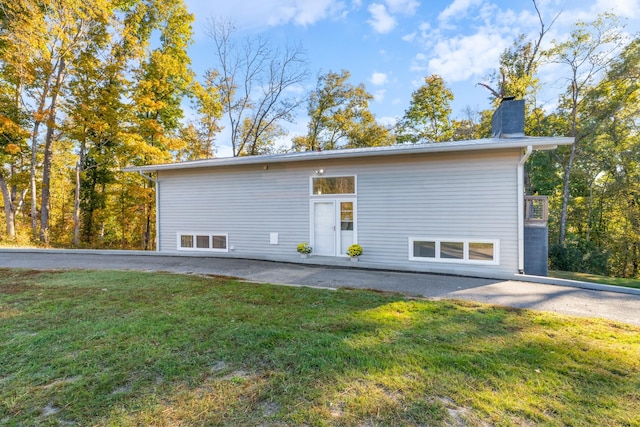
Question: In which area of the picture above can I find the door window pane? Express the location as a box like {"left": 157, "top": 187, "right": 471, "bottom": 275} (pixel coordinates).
{"left": 340, "top": 202, "right": 353, "bottom": 230}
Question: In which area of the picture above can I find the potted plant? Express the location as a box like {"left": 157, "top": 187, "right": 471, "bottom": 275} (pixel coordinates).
{"left": 297, "top": 242, "right": 312, "bottom": 258}
{"left": 347, "top": 244, "right": 363, "bottom": 261}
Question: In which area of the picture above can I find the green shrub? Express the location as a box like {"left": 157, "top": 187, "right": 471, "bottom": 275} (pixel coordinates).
{"left": 549, "top": 239, "right": 609, "bottom": 275}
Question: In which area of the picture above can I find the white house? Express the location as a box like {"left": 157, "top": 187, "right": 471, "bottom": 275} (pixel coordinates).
{"left": 126, "top": 100, "right": 573, "bottom": 278}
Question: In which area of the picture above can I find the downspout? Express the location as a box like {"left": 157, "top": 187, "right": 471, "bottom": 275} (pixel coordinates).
{"left": 517, "top": 146, "right": 532, "bottom": 274}
{"left": 138, "top": 171, "right": 159, "bottom": 252}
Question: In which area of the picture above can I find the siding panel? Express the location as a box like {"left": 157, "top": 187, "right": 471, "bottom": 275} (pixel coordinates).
{"left": 157, "top": 148, "right": 522, "bottom": 275}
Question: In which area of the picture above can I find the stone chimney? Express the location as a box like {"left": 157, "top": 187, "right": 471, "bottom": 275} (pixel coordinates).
{"left": 491, "top": 98, "right": 525, "bottom": 138}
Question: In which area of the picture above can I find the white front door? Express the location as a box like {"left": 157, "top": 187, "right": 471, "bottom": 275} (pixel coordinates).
{"left": 312, "top": 200, "right": 356, "bottom": 256}
{"left": 313, "top": 202, "right": 336, "bottom": 256}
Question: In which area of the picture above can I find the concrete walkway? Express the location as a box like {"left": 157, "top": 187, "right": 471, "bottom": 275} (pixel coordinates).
{"left": 1, "top": 249, "right": 639, "bottom": 326}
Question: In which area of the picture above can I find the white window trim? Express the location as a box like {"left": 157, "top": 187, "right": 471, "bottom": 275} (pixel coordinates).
{"left": 408, "top": 238, "right": 500, "bottom": 265}
{"left": 309, "top": 175, "right": 357, "bottom": 197}
{"left": 177, "top": 232, "right": 229, "bottom": 252}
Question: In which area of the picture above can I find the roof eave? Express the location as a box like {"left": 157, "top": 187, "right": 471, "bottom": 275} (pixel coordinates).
{"left": 123, "top": 136, "right": 574, "bottom": 173}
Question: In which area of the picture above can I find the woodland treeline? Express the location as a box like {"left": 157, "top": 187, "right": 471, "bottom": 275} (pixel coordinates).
{"left": 0, "top": 1, "right": 638, "bottom": 277}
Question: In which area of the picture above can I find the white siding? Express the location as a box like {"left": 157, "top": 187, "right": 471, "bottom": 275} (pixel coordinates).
{"left": 158, "top": 163, "right": 310, "bottom": 256}
{"left": 157, "top": 148, "right": 521, "bottom": 276}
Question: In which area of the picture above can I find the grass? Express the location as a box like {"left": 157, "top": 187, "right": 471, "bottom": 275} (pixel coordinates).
{"left": 0, "top": 269, "right": 639, "bottom": 426}
{"left": 549, "top": 270, "right": 640, "bottom": 289}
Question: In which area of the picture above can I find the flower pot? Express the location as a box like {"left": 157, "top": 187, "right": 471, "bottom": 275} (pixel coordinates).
{"left": 300, "top": 253, "right": 308, "bottom": 259}
{"left": 350, "top": 256, "right": 359, "bottom": 262}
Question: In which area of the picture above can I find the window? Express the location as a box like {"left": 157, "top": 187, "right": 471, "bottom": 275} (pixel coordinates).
{"left": 413, "top": 240, "right": 435, "bottom": 258}
{"left": 312, "top": 176, "right": 355, "bottom": 195}
{"left": 196, "top": 235, "right": 209, "bottom": 248}
{"left": 440, "top": 241, "right": 464, "bottom": 259}
{"left": 469, "top": 242, "right": 494, "bottom": 261}
{"left": 180, "top": 235, "right": 194, "bottom": 248}
{"left": 178, "top": 233, "right": 228, "bottom": 252}
{"left": 409, "top": 238, "right": 498, "bottom": 265}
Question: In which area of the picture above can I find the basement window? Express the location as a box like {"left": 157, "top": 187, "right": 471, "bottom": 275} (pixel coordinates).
{"left": 409, "top": 238, "right": 499, "bottom": 265}
{"left": 178, "top": 233, "right": 228, "bottom": 252}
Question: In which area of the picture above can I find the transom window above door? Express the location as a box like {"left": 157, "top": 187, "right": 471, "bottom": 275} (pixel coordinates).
{"left": 312, "top": 176, "right": 356, "bottom": 195}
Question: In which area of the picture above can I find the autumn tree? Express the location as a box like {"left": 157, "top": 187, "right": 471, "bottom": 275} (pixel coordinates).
{"left": 206, "top": 19, "right": 308, "bottom": 156}
{"left": 120, "top": 0, "right": 195, "bottom": 249}
{"left": 62, "top": 5, "right": 123, "bottom": 246}
{"left": 293, "top": 70, "right": 393, "bottom": 151}
{"left": 396, "top": 74, "right": 454, "bottom": 143}
{"left": 177, "top": 70, "right": 223, "bottom": 160}
{"left": 0, "top": 95, "right": 30, "bottom": 239}
{"left": 0, "top": 0, "right": 112, "bottom": 243}
{"left": 546, "top": 13, "right": 628, "bottom": 245}
{"left": 560, "top": 38, "right": 640, "bottom": 276}
{"left": 0, "top": 6, "right": 31, "bottom": 240}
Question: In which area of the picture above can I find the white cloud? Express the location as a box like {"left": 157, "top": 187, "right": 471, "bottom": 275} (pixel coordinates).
{"left": 368, "top": 3, "right": 397, "bottom": 33}
{"left": 378, "top": 115, "right": 397, "bottom": 126}
{"left": 438, "top": 0, "right": 483, "bottom": 23}
{"left": 402, "top": 31, "right": 417, "bottom": 42}
{"left": 370, "top": 72, "right": 389, "bottom": 85}
{"left": 593, "top": 0, "right": 639, "bottom": 18}
{"left": 427, "top": 30, "right": 509, "bottom": 82}
{"left": 409, "top": 53, "right": 428, "bottom": 72}
{"left": 373, "top": 89, "right": 387, "bottom": 102}
{"left": 385, "top": 0, "right": 420, "bottom": 15}
{"left": 184, "top": 0, "right": 347, "bottom": 31}
{"left": 270, "top": 0, "right": 349, "bottom": 26}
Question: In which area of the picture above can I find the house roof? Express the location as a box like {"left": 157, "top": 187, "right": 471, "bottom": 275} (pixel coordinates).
{"left": 124, "top": 136, "right": 574, "bottom": 173}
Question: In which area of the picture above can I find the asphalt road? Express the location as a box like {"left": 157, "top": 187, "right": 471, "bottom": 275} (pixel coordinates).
{"left": 1, "top": 249, "right": 639, "bottom": 327}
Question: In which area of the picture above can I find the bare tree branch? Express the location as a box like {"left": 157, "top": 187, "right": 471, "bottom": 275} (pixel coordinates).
{"left": 205, "top": 19, "right": 309, "bottom": 156}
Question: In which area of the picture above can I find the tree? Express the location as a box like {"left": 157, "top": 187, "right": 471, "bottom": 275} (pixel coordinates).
{"left": 396, "top": 74, "right": 454, "bottom": 143}
{"left": 0, "top": 101, "right": 30, "bottom": 239}
{"left": 179, "top": 69, "right": 223, "bottom": 160}
{"left": 237, "top": 118, "right": 286, "bottom": 156}
{"left": 293, "top": 70, "right": 393, "bottom": 151}
{"left": 63, "top": 5, "right": 122, "bottom": 246}
{"left": 0, "top": 11, "right": 31, "bottom": 240}
{"left": 0, "top": 0, "right": 112, "bottom": 243}
{"left": 578, "top": 38, "right": 640, "bottom": 276}
{"left": 546, "top": 13, "right": 628, "bottom": 245}
{"left": 206, "top": 19, "right": 308, "bottom": 157}
{"left": 451, "top": 106, "right": 484, "bottom": 141}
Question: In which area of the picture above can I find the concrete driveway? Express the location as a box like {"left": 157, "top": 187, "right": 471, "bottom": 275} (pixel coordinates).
{"left": 1, "top": 249, "right": 639, "bottom": 327}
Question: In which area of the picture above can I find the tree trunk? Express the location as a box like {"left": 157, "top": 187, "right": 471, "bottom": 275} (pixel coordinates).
{"left": 73, "top": 161, "right": 81, "bottom": 247}
{"left": 0, "top": 174, "right": 16, "bottom": 238}
{"left": 39, "top": 58, "right": 66, "bottom": 243}
{"left": 29, "top": 121, "right": 41, "bottom": 240}
{"left": 559, "top": 142, "right": 577, "bottom": 244}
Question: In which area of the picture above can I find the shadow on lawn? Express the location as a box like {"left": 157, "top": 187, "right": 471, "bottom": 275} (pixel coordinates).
{"left": 1, "top": 271, "right": 638, "bottom": 426}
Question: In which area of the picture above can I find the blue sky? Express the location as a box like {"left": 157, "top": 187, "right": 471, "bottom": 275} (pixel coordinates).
{"left": 182, "top": 0, "right": 639, "bottom": 156}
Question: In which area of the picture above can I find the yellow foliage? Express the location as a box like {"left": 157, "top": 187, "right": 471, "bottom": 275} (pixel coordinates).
{"left": 5, "top": 144, "right": 21, "bottom": 155}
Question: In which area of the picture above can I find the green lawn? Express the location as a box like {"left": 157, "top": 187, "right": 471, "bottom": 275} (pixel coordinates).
{"left": 1, "top": 269, "right": 639, "bottom": 426}
{"left": 549, "top": 270, "right": 640, "bottom": 289}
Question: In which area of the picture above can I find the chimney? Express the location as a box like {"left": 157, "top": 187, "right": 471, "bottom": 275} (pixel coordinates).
{"left": 491, "top": 98, "right": 525, "bottom": 138}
